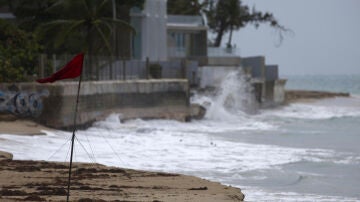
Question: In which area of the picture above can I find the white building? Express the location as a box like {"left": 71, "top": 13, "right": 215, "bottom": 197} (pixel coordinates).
{"left": 130, "top": 0, "right": 168, "bottom": 61}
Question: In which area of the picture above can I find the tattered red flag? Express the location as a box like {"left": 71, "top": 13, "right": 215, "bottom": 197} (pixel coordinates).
{"left": 36, "top": 53, "right": 84, "bottom": 83}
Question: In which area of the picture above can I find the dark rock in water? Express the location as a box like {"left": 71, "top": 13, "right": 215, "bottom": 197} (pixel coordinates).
{"left": 190, "top": 104, "right": 206, "bottom": 120}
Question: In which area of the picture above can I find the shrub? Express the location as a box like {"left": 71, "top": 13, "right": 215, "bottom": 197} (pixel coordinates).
{"left": 0, "top": 19, "right": 42, "bottom": 82}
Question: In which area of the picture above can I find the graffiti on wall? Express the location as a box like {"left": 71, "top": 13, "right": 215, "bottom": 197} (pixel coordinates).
{"left": 0, "top": 90, "right": 49, "bottom": 117}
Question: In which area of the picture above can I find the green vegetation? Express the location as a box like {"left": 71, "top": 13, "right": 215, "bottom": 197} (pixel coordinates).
{"left": 36, "top": 0, "right": 138, "bottom": 77}
{"left": 0, "top": 0, "right": 144, "bottom": 81}
{"left": 167, "top": 0, "right": 206, "bottom": 15}
{"left": 37, "top": 1, "right": 132, "bottom": 55}
{"left": 0, "top": 19, "right": 42, "bottom": 82}
{"left": 1, "top": 0, "right": 285, "bottom": 82}
{"left": 6, "top": 0, "right": 144, "bottom": 55}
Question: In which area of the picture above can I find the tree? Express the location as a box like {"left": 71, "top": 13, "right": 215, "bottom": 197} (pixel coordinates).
{"left": 3, "top": 0, "right": 144, "bottom": 55}
{"left": 0, "top": 0, "right": 145, "bottom": 80}
{"left": 167, "top": 0, "right": 205, "bottom": 15}
{"left": 0, "top": 19, "right": 42, "bottom": 82}
{"left": 1, "top": 0, "right": 58, "bottom": 32}
{"left": 168, "top": 0, "right": 289, "bottom": 48}
{"left": 207, "top": 0, "right": 289, "bottom": 47}
{"left": 37, "top": 0, "right": 132, "bottom": 54}
{"left": 35, "top": 0, "right": 142, "bottom": 79}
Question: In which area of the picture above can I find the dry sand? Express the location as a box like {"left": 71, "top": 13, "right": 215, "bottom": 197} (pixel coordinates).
{"left": 0, "top": 118, "right": 51, "bottom": 136}
{"left": 0, "top": 120, "right": 245, "bottom": 201}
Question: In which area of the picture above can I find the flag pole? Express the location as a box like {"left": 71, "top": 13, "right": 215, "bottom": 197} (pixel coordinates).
{"left": 66, "top": 70, "right": 83, "bottom": 202}
{"left": 35, "top": 52, "right": 84, "bottom": 201}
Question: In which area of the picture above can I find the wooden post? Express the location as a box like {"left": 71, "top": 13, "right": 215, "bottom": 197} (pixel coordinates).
{"left": 95, "top": 55, "right": 99, "bottom": 81}
{"left": 109, "top": 55, "right": 113, "bottom": 80}
{"left": 181, "top": 59, "right": 187, "bottom": 79}
{"left": 52, "top": 54, "right": 57, "bottom": 73}
{"left": 122, "top": 58, "right": 126, "bottom": 80}
{"left": 146, "top": 57, "right": 150, "bottom": 79}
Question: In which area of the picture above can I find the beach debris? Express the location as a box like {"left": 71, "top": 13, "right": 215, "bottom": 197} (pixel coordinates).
{"left": 188, "top": 186, "right": 208, "bottom": 190}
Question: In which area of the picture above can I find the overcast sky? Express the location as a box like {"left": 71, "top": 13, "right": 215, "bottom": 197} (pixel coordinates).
{"left": 230, "top": 0, "right": 360, "bottom": 75}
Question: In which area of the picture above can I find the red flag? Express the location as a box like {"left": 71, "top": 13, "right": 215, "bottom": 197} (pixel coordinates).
{"left": 36, "top": 53, "right": 84, "bottom": 83}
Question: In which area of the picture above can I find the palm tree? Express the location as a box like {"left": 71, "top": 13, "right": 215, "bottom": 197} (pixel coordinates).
{"left": 37, "top": 0, "right": 135, "bottom": 79}
{"left": 224, "top": 0, "right": 242, "bottom": 48}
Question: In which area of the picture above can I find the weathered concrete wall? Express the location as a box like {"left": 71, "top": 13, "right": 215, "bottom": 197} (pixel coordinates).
{"left": 265, "top": 81, "right": 275, "bottom": 102}
{"left": 198, "top": 66, "right": 240, "bottom": 89}
{"left": 184, "top": 56, "right": 241, "bottom": 67}
{"left": 207, "top": 57, "right": 241, "bottom": 66}
{"left": 265, "top": 65, "right": 279, "bottom": 81}
{"left": 0, "top": 79, "right": 190, "bottom": 130}
{"left": 274, "top": 79, "right": 287, "bottom": 104}
{"left": 241, "top": 56, "right": 265, "bottom": 79}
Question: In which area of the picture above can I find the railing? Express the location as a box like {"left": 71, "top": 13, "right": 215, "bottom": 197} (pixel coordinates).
{"left": 38, "top": 54, "right": 199, "bottom": 86}
{"left": 167, "top": 47, "right": 186, "bottom": 58}
{"left": 207, "top": 47, "right": 240, "bottom": 57}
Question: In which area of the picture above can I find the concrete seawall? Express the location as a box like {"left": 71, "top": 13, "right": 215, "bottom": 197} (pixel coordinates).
{"left": 285, "top": 90, "right": 350, "bottom": 103}
{"left": 0, "top": 79, "right": 190, "bottom": 130}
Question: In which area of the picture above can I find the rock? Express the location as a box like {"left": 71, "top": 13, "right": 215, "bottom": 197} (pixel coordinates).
{"left": 0, "top": 151, "right": 13, "bottom": 161}
{"left": 190, "top": 104, "right": 206, "bottom": 120}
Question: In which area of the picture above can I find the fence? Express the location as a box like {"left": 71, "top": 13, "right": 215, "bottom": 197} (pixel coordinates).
{"left": 38, "top": 54, "right": 199, "bottom": 86}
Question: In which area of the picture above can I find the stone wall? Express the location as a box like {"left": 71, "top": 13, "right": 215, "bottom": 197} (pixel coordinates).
{"left": 0, "top": 79, "right": 190, "bottom": 130}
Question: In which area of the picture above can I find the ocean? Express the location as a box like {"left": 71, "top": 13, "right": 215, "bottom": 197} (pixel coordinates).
{"left": 1, "top": 74, "right": 360, "bottom": 201}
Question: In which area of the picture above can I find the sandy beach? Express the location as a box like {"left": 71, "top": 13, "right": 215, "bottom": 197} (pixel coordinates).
{"left": 0, "top": 120, "right": 245, "bottom": 201}
{"left": 0, "top": 118, "right": 51, "bottom": 136}
{"left": 1, "top": 89, "right": 353, "bottom": 201}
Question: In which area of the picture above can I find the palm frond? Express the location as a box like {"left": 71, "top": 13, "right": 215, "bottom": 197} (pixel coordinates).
{"left": 54, "top": 20, "right": 86, "bottom": 48}
{"left": 94, "top": 23, "right": 113, "bottom": 55}
{"left": 102, "top": 17, "right": 135, "bottom": 34}
{"left": 80, "top": 0, "right": 91, "bottom": 17}
{"left": 96, "top": 0, "right": 110, "bottom": 16}
{"left": 45, "top": 0, "right": 66, "bottom": 12}
{"left": 36, "top": 19, "right": 79, "bottom": 37}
